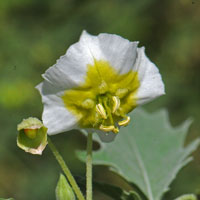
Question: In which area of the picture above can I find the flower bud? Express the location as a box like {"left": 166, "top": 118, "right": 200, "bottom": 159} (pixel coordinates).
{"left": 56, "top": 174, "right": 75, "bottom": 200}
{"left": 175, "top": 194, "right": 197, "bottom": 200}
{"left": 17, "top": 117, "right": 47, "bottom": 155}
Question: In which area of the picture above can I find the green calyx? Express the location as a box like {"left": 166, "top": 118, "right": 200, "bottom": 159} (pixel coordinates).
{"left": 17, "top": 117, "right": 47, "bottom": 155}
{"left": 17, "top": 117, "right": 43, "bottom": 131}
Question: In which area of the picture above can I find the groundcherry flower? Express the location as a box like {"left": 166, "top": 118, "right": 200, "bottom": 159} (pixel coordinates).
{"left": 36, "top": 31, "right": 165, "bottom": 142}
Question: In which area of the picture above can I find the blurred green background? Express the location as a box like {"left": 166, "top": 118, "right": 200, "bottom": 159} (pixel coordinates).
{"left": 0, "top": 0, "right": 199, "bottom": 199}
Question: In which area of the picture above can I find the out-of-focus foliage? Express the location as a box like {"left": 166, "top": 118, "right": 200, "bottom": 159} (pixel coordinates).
{"left": 0, "top": 0, "right": 199, "bottom": 199}
{"left": 0, "top": 198, "right": 14, "bottom": 200}
{"left": 174, "top": 194, "right": 197, "bottom": 200}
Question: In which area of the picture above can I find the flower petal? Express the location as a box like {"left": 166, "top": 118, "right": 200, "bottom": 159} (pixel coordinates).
{"left": 133, "top": 47, "right": 165, "bottom": 105}
{"left": 36, "top": 81, "right": 78, "bottom": 135}
{"left": 80, "top": 31, "right": 139, "bottom": 74}
{"left": 42, "top": 37, "right": 96, "bottom": 90}
{"left": 42, "top": 31, "right": 138, "bottom": 91}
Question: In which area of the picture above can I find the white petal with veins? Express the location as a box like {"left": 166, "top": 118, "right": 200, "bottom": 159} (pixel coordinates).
{"left": 36, "top": 81, "right": 78, "bottom": 135}
{"left": 80, "top": 30, "right": 138, "bottom": 74}
{"left": 133, "top": 47, "right": 165, "bottom": 105}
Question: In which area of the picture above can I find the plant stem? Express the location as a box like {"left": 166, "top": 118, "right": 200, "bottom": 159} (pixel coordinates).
{"left": 47, "top": 137, "right": 85, "bottom": 200}
{"left": 86, "top": 132, "right": 93, "bottom": 200}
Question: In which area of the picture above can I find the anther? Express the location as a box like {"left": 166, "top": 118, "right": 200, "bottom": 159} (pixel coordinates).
{"left": 113, "top": 127, "right": 119, "bottom": 134}
{"left": 118, "top": 116, "right": 131, "bottom": 127}
{"left": 112, "top": 96, "right": 120, "bottom": 113}
{"left": 99, "top": 125, "right": 115, "bottom": 132}
{"left": 96, "top": 104, "right": 107, "bottom": 119}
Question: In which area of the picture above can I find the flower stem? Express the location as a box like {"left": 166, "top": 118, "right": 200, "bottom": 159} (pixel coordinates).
{"left": 47, "top": 137, "right": 85, "bottom": 200}
{"left": 86, "top": 132, "right": 93, "bottom": 200}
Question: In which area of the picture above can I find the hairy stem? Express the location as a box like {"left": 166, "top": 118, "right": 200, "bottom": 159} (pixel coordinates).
{"left": 86, "top": 132, "right": 93, "bottom": 200}
{"left": 47, "top": 137, "right": 85, "bottom": 200}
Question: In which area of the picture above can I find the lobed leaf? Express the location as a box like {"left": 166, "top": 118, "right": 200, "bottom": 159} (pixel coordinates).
{"left": 77, "top": 108, "right": 200, "bottom": 200}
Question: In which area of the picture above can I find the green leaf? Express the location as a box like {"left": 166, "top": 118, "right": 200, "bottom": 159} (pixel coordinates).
{"left": 55, "top": 174, "right": 75, "bottom": 200}
{"left": 174, "top": 194, "right": 197, "bottom": 200}
{"left": 77, "top": 108, "right": 200, "bottom": 200}
{"left": 0, "top": 198, "right": 14, "bottom": 200}
{"left": 74, "top": 175, "right": 142, "bottom": 200}
{"left": 93, "top": 181, "right": 142, "bottom": 200}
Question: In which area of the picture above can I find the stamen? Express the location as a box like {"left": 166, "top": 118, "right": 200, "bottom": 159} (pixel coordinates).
{"left": 118, "top": 116, "right": 130, "bottom": 126}
{"left": 96, "top": 104, "right": 107, "bottom": 119}
{"left": 99, "top": 124, "right": 115, "bottom": 132}
{"left": 113, "top": 127, "right": 119, "bottom": 134}
{"left": 112, "top": 96, "right": 120, "bottom": 113}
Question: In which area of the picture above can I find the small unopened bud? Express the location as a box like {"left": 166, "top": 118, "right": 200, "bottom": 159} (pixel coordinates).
{"left": 56, "top": 174, "right": 75, "bottom": 200}
{"left": 17, "top": 117, "right": 47, "bottom": 155}
{"left": 175, "top": 194, "right": 197, "bottom": 200}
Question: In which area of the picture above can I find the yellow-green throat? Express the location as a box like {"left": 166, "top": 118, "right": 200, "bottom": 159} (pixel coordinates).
{"left": 62, "top": 59, "right": 140, "bottom": 134}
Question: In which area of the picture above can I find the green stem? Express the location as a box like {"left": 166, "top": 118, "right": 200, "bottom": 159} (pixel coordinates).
{"left": 47, "top": 137, "right": 85, "bottom": 200}
{"left": 86, "top": 132, "right": 93, "bottom": 200}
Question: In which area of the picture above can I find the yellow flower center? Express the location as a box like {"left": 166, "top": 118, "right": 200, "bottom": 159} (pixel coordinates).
{"left": 62, "top": 60, "right": 140, "bottom": 133}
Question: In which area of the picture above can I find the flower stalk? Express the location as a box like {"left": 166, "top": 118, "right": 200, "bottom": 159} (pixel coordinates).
{"left": 86, "top": 132, "right": 93, "bottom": 200}
{"left": 47, "top": 137, "right": 85, "bottom": 200}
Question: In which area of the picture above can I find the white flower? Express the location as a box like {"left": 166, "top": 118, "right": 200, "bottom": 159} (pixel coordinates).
{"left": 36, "top": 31, "right": 165, "bottom": 142}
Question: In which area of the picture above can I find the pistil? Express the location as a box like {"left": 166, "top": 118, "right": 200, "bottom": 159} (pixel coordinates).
{"left": 103, "top": 97, "right": 114, "bottom": 125}
{"left": 112, "top": 96, "right": 120, "bottom": 113}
